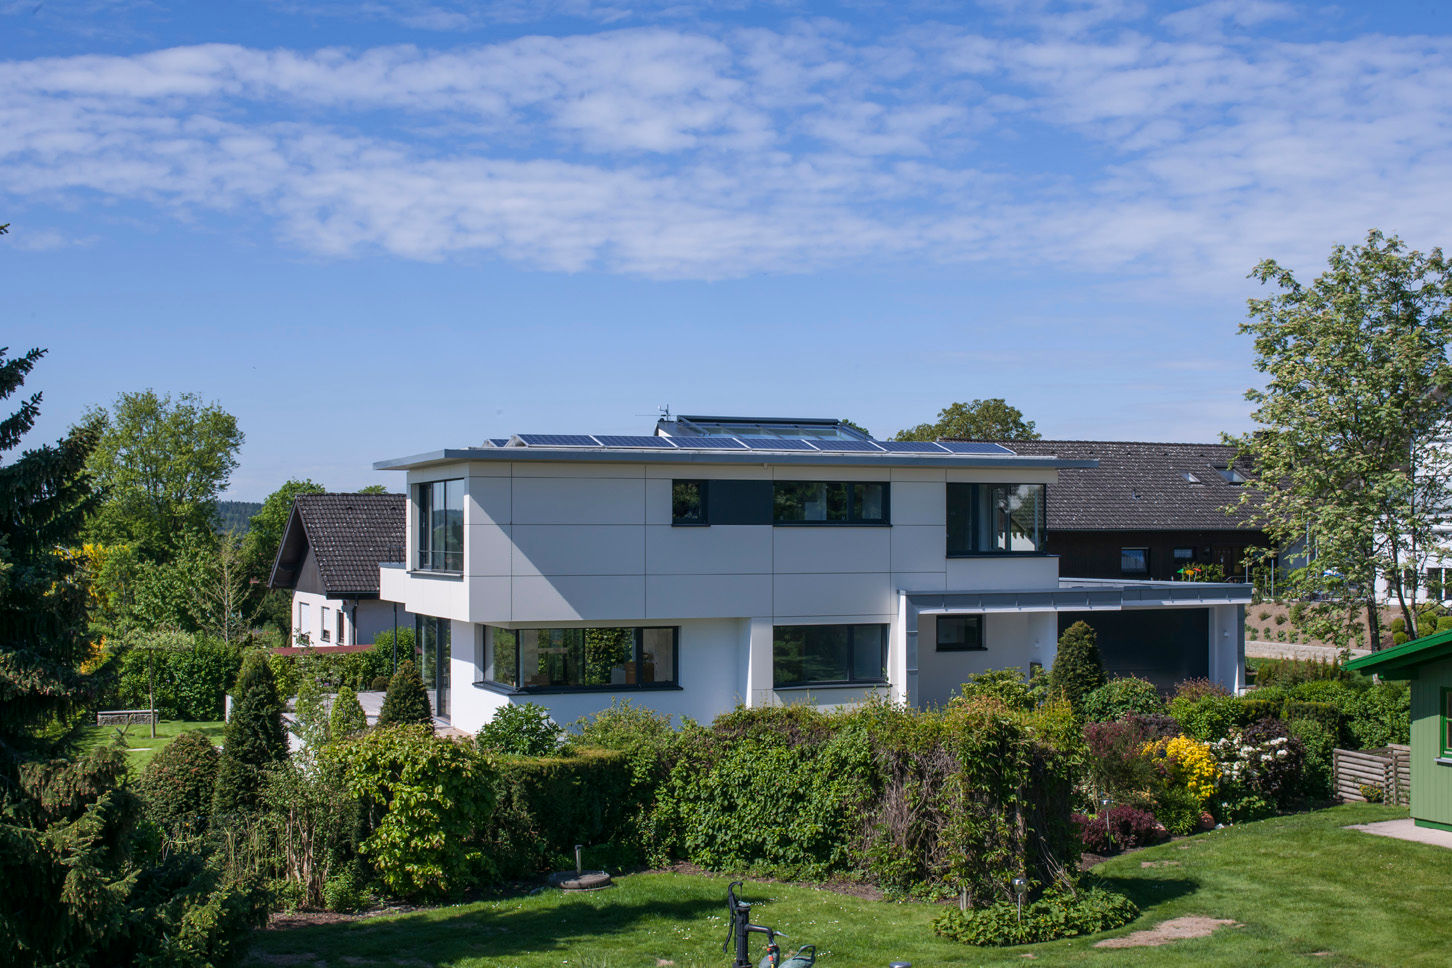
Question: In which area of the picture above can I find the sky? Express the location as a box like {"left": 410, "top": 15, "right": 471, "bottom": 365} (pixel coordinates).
{"left": 4, "top": 0, "right": 1451, "bottom": 499}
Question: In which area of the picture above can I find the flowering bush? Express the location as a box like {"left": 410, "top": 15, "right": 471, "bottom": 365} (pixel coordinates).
{"left": 1143, "top": 736, "right": 1219, "bottom": 803}
{"left": 1209, "top": 719, "right": 1305, "bottom": 821}
{"left": 1072, "top": 806, "right": 1166, "bottom": 855}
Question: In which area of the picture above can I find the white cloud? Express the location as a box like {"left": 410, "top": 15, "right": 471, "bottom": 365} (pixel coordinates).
{"left": 2, "top": 19, "right": 1450, "bottom": 284}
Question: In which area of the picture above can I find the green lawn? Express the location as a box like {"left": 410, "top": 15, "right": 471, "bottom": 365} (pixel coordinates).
{"left": 80, "top": 718, "right": 225, "bottom": 772}
{"left": 245, "top": 803, "right": 1451, "bottom": 968}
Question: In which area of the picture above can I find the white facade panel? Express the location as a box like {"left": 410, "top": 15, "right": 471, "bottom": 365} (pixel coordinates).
{"left": 512, "top": 575, "right": 646, "bottom": 622}
{"left": 465, "top": 524, "right": 513, "bottom": 577}
{"left": 945, "top": 555, "right": 1061, "bottom": 590}
{"left": 645, "top": 573, "right": 773, "bottom": 619}
{"left": 645, "top": 524, "right": 773, "bottom": 576}
{"left": 890, "top": 525, "right": 947, "bottom": 572}
{"left": 913, "top": 612, "right": 1056, "bottom": 708}
{"left": 512, "top": 477, "right": 646, "bottom": 525}
{"left": 888, "top": 481, "right": 946, "bottom": 525}
{"left": 772, "top": 528, "right": 892, "bottom": 574}
{"left": 466, "top": 476, "right": 512, "bottom": 526}
{"left": 467, "top": 577, "right": 512, "bottom": 624}
{"left": 511, "top": 461, "right": 644, "bottom": 479}
{"left": 772, "top": 572, "right": 895, "bottom": 620}
{"left": 511, "top": 524, "right": 645, "bottom": 577}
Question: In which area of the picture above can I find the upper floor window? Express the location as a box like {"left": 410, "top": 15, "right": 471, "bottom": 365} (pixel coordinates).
{"left": 946, "top": 483, "right": 1046, "bottom": 555}
{"left": 320, "top": 606, "right": 331, "bottom": 641}
{"left": 773, "top": 481, "right": 889, "bottom": 525}
{"left": 773, "top": 623, "right": 887, "bottom": 687}
{"left": 416, "top": 479, "right": 464, "bottom": 572}
{"left": 1121, "top": 547, "right": 1149, "bottom": 576}
{"left": 480, "top": 625, "right": 678, "bottom": 692}
{"left": 673, "top": 480, "right": 707, "bottom": 525}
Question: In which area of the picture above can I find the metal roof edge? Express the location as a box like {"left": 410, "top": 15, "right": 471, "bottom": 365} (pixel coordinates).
{"left": 373, "top": 447, "right": 1096, "bottom": 471}
{"left": 1345, "top": 628, "right": 1452, "bottom": 674}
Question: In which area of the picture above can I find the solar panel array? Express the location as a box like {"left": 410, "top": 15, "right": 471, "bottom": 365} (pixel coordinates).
{"left": 502, "top": 433, "right": 1016, "bottom": 457}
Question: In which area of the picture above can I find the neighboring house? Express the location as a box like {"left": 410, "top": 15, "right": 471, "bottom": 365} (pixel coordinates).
{"left": 373, "top": 416, "right": 1250, "bottom": 730}
{"left": 1345, "top": 631, "right": 1452, "bottom": 832}
{"left": 956, "top": 440, "right": 1269, "bottom": 585}
{"left": 270, "top": 492, "right": 413, "bottom": 649}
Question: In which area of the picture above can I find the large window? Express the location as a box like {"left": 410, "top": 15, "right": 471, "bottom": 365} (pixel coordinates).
{"left": 773, "top": 481, "right": 889, "bottom": 525}
{"left": 1121, "top": 547, "right": 1149, "bottom": 576}
{"left": 673, "top": 481, "right": 707, "bottom": 524}
{"left": 480, "top": 626, "right": 678, "bottom": 692}
{"left": 773, "top": 624, "right": 887, "bottom": 687}
{"left": 946, "top": 483, "right": 1046, "bottom": 555}
{"left": 415, "top": 615, "right": 450, "bottom": 718}
{"left": 936, "top": 615, "right": 984, "bottom": 652}
{"left": 416, "top": 479, "right": 464, "bottom": 572}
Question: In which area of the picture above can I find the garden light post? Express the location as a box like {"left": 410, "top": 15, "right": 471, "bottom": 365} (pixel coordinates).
{"left": 1101, "top": 795, "right": 1114, "bottom": 851}
{"left": 1012, "top": 878, "right": 1027, "bottom": 925}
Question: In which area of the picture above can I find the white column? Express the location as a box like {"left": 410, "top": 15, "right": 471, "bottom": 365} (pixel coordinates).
{"left": 744, "top": 618, "right": 776, "bottom": 707}
{"left": 1207, "top": 604, "right": 1246, "bottom": 693}
{"left": 891, "top": 592, "right": 916, "bottom": 707}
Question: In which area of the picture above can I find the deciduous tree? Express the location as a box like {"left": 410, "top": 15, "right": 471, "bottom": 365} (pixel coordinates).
{"left": 893, "top": 399, "right": 1041, "bottom": 441}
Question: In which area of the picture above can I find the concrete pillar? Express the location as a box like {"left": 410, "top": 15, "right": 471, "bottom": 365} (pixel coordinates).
{"left": 892, "top": 593, "right": 918, "bottom": 707}
{"left": 1208, "top": 604, "right": 1246, "bottom": 693}
{"left": 744, "top": 617, "right": 775, "bottom": 707}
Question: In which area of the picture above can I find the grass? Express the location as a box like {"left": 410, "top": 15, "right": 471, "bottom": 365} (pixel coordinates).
{"left": 245, "top": 803, "right": 1452, "bottom": 968}
{"left": 79, "top": 718, "right": 225, "bottom": 772}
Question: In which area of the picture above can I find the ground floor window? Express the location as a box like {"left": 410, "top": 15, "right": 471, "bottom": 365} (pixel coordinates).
{"left": 773, "top": 624, "right": 887, "bottom": 687}
{"left": 480, "top": 625, "right": 678, "bottom": 692}
{"left": 936, "top": 615, "right": 985, "bottom": 652}
{"left": 415, "top": 615, "right": 450, "bottom": 719}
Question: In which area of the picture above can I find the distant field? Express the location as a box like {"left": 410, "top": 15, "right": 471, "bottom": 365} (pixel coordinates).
{"left": 80, "top": 719, "right": 225, "bottom": 772}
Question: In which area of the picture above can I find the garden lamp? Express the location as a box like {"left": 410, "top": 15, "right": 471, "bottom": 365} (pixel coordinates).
{"left": 1012, "top": 877, "right": 1028, "bottom": 925}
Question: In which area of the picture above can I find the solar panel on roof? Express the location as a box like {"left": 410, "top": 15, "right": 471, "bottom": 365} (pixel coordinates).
{"left": 488, "top": 438, "right": 510, "bottom": 448}
{"left": 740, "top": 437, "right": 818, "bottom": 451}
{"left": 674, "top": 436, "right": 748, "bottom": 449}
{"left": 877, "top": 440, "right": 949, "bottom": 453}
{"left": 516, "top": 434, "right": 600, "bottom": 447}
{"left": 812, "top": 439, "right": 885, "bottom": 453}
{"left": 938, "top": 441, "right": 1015, "bottom": 456}
{"left": 594, "top": 435, "right": 677, "bottom": 449}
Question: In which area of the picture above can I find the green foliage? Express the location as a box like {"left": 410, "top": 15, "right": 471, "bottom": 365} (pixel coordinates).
{"left": 1080, "top": 676, "right": 1165, "bottom": 722}
{"left": 376, "top": 659, "right": 433, "bottom": 727}
{"left": 490, "top": 748, "right": 638, "bottom": 876}
{"left": 331, "top": 725, "right": 497, "bottom": 901}
{"left": 322, "top": 863, "right": 373, "bottom": 914}
{"left": 1234, "top": 230, "right": 1452, "bottom": 648}
{"left": 83, "top": 389, "right": 244, "bottom": 560}
{"left": 477, "top": 702, "right": 563, "bottom": 756}
{"left": 291, "top": 674, "right": 331, "bottom": 760}
{"left": 932, "top": 886, "right": 1138, "bottom": 946}
{"left": 1168, "top": 693, "right": 1243, "bottom": 742}
{"left": 1047, "top": 621, "right": 1106, "bottom": 713}
{"left": 1287, "top": 717, "right": 1337, "bottom": 799}
{"left": 956, "top": 667, "right": 1039, "bottom": 711}
{"left": 1347, "top": 682, "right": 1411, "bottom": 747}
{"left": 256, "top": 758, "right": 364, "bottom": 909}
{"left": 0, "top": 347, "right": 103, "bottom": 771}
{"left": 138, "top": 730, "right": 219, "bottom": 834}
{"left": 1254, "top": 655, "right": 1344, "bottom": 688}
{"left": 213, "top": 653, "right": 287, "bottom": 815}
{"left": 1154, "top": 784, "right": 1206, "bottom": 835}
{"left": 267, "top": 641, "right": 394, "bottom": 698}
{"left": 114, "top": 632, "right": 242, "bottom": 719}
{"left": 893, "top": 398, "right": 1040, "bottom": 442}
{"left": 330, "top": 685, "right": 369, "bottom": 742}
{"left": 571, "top": 700, "right": 679, "bottom": 850}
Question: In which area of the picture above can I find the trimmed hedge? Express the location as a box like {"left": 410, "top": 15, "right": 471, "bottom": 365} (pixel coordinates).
{"left": 491, "top": 748, "right": 639, "bottom": 876}
{"left": 138, "top": 730, "right": 219, "bottom": 834}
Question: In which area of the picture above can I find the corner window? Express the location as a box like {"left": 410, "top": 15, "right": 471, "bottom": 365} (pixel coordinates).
{"left": 937, "top": 615, "right": 985, "bottom": 652}
{"left": 416, "top": 479, "right": 464, "bottom": 572}
{"left": 480, "top": 625, "right": 678, "bottom": 692}
{"left": 1121, "top": 547, "right": 1149, "bottom": 576}
{"left": 773, "top": 624, "right": 887, "bottom": 687}
{"left": 773, "top": 481, "right": 889, "bottom": 525}
{"left": 672, "top": 480, "right": 707, "bottom": 525}
{"left": 946, "top": 483, "right": 1046, "bottom": 555}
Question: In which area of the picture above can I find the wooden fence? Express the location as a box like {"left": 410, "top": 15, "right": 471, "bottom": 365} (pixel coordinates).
{"left": 1333, "top": 745, "right": 1410, "bottom": 806}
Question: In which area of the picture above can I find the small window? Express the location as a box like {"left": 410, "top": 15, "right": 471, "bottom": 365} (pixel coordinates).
{"left": 320, "top": 606, "right": 331, "bottom": 642}
{"left": 1173, "top": 547, "right": 1194, "bottom": 563}
{"left": 1121, "top": 547, "right": 1149, "bottom": 575}
{"left": 297, "top": 603, "right": 309, "bottom": 644}
{"left": 337, "top": 610, "right": 346, "bottom": 645}
{"left": 1215, "top": 465, "right": 1247, "bottom": 485}
{"left": 672, "top": 480, "right": 707, "bottom": 525}
{"left": 1182, "top": 472, "right": 1203, "bottom": 485}
{"left": 937, "top": 615, "right": 985, "bottom": 652}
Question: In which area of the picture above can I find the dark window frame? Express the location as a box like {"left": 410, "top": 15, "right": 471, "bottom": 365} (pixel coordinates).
{"left": 936, "top": 614, "right": 986, "bottom": 652}
{"left": 772, "top": 623, "right": 888, "bottom": 688}
{"left": 772, "top": 481, "right": 891, "bottom": 527}
{"left": 946, "top": 482, "right": 1048, "bottom": 556}
{"left": 672, "top": 480, "right": 709, "bottom": 526}
{"left": 476, "top": 625, "right": 680, "bottom": 694}
{"left": 1443, "top": 687, "right": 1452, "bottom": 758}
{"left": 1121, "top": 547, "right": 1150, "bottom": 576}
{"left": 415, "top": 478, "right": 464, "bottom": 573}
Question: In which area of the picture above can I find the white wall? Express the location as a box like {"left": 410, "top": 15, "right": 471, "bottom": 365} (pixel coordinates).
{"left": 914, "top": 612, "right": 1058, "bottom": 708}
{"left": 290, "top": 592, "right": 411, "bottom": 647}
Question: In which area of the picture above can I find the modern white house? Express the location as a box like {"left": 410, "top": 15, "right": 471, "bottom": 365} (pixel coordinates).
{"left": 373, "top": 415, "right": 1250, "bottom": 731}
{"left": 270, "top": 492, "right": 414, "bottom": 648}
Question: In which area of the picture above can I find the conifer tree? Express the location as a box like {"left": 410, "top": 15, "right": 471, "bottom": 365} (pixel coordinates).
{"left": 377, "top": 659, "right": 434, "bottom": 727}
{"left": 1047, "top": 620, "right": 1107, "bottom": 713}
{"left": 212, "top": 652, "right": 286, "bottom": 814}
{"left": 330, "top": 683, "right": 368, "bottom": 741}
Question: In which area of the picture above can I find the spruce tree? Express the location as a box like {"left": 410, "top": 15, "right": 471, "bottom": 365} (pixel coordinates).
{"left": 330, "top": 683, "right": 368, "bottom": 741}
{"left": 212, "top": 652, "right": 286, "bottom": 814}
{"left": 377, "top": 659, "right": 434, "bottom": 727}
{"left": 1048, "top": 620, "right": 1107, "bottom": 713}
{"left": 0, "top": 347, "right": 103, "bottom": 776}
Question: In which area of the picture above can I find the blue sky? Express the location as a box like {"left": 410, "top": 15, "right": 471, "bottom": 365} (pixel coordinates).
{"left": 5, "top": 0, "right": 1451, "bottom": 498}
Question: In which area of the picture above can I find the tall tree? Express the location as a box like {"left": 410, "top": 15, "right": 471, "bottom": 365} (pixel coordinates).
{"left": 242, "top": 478, "right": 325, "bottom": 634}
{"left": 83, "top": 389, "right": 244, "bottom": 558}
{"left": 893, "top": 399, "right": 1041, "bottom": 441}
{"left": 0, "top": 347, "right": 103, "bottom": 772}
{"left": 1235, "top": 229, "right": 1452, "bottom": 648}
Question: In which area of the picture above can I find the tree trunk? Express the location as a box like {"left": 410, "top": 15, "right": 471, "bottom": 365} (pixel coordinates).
{"left": 1365, "top": 594, "right": 1383, "bottom": 652}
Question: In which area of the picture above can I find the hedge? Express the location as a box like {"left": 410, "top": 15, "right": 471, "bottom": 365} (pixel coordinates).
{"left": 491, "top": 748, "right": 639, "bottom": 876}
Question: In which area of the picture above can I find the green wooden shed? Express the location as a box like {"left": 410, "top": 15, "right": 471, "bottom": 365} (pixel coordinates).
{"left": 1346, "top": 630, "right": 1452, "bottom": 831}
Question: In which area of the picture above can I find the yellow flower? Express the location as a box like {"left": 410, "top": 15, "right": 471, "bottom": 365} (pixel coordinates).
{"left": 1143, "top": 735, "right": 1220, "bottom": 804}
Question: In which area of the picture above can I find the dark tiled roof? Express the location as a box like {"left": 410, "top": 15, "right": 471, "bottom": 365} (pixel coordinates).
{"left": 957, "top": 439, "right": 1263, "bottom": 532}
{"left": 272, "top": 493, "right": 405, "bottom": 596}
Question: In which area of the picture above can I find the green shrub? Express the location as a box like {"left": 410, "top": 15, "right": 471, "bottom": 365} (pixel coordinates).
{"left": 1168, "top": 693, "right": 1242, "bottom": 742}
{"left": 138, "top": 730, "right": 219, "bottom": 834}
{"left": 322, "top": 863, "right": 372, "bottom": 913}
{"left": 376, "top": 660, "right": 432, "bottom": 727}
{"left": 332, "top": 725, "right": 497, "bottom": 901}
{"left": 477, "top": 702, "right": 563, "bottom": 756}
{"left": 330, "top": 684, "right": 369, "bottom": 742}
{"left": 490, "top": 748, "right": 638, "bottom": 876}
{"left": 1348, "top": 682, "right": 1411, "bottom": 747}
{"left": 1154, "top": 784, "right": 1205, "bottom": 836}
{"left": 1287, "top": 717, "right": 1337, "bottom": 800}
{"left": 268, "top": 642, "right": 395, "bottom": 697}
{"left": 1437, "top": 616, "right": 1452, "bottom": 633}
{"left": 1391, "top": 617, "right": 1406, "bottom": 634}
{"left": 213, "top": 652, "right": 287, "bottom": 815}
{"left": 1047, "top": 621, "right": 1106, "bottom": 713}
{"left": 1080, "top": 677, "right": 1164, "bottom": 722}
{"left": 571, "top": 699, "right": 679, "bottom": 828}
{"left": 957, "top": 668, "right": 1039, "bottom": 711}
{"left": 1275, "top": 613, "right": 1288, "bottom": 625}
{"left": 1255, "top": 656, "right": 1344, "bottom": 688}
{"left": 1393, "top": 631, "right": 1409, "bottom": 645}
{"left": 932, "top": 886, "right": 1138, "bottom": 946}
{"left": 242, "top": 757, "right": 364, "bottom": 909}
{"left": 114, "top": 635, "right": 242, "bottom": 720}
{"left": 369, "top": 676, "right": 389, "bottom": 691}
